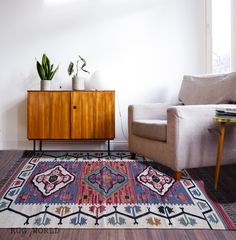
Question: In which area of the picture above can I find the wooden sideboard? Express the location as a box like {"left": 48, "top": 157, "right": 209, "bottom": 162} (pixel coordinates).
{"left": 27, "top": 90, "right": 115, "bottom": 152}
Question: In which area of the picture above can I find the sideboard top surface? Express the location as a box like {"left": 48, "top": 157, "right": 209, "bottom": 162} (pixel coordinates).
{"left": 27, "top": 90, "right": 115, "bottom": 92}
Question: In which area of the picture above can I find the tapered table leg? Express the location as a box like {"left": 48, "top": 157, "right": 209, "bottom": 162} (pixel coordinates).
{"left": 214, "top": 122, "right": 226, "bottom": 191}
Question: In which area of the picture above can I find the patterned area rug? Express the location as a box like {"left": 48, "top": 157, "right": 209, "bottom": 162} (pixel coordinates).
{"left": 0, "top": 152, "right": 234, "bottom": 229}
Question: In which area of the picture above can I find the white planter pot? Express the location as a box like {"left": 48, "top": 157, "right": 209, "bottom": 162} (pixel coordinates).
{"left": 72, "top": 76, "right": 85, "bottom": 90}
{"left": 41, "top": 80, "right": 51, "bottom": 91}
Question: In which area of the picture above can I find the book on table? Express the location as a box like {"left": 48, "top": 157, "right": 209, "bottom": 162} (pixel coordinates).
{"left": 215, "top": 106, "right": 236, "bottom": 117}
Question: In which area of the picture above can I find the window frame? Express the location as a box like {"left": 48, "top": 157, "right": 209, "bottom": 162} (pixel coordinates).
{"left": 205, "top": 0, "right": 234, "bottom": 73}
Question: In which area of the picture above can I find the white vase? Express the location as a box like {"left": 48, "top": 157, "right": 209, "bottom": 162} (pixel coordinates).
{"left": 41, "top": 80, "right": 51, "bottom": 91}
{"left": 72, "top": 76, "right": 85, "bottom": 90}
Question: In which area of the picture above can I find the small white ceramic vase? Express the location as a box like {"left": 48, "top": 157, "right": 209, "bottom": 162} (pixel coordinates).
{"left": 72, "top": 75, "right": 85, "bottom": 90}
{"left": 40, "top": 80, "right": 51, "bottom": 91}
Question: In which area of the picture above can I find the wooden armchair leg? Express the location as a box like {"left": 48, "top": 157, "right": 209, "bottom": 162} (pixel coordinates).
{"left": 130, "top": 152, "right": 136, "bottom": 159}
{"left": 173, "top": 171, "right": 182, "bottom": 181}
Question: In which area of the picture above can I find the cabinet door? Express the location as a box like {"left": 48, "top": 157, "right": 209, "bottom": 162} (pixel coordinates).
{"left": 50, "top": 92, "right": 71, "bottom": 139}
{"left": 71, "top": 92, "right": 95, "bottom": 139}
{"left": 27, "top": 91, "right": 70, "bottom": 139}
{"left": 94, "top": 91, "right": 115, "bottom": 139}
{"left": 28, "top": 92, "right": 50, "bottom": 139}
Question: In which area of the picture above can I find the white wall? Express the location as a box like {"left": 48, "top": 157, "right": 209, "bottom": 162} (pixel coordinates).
{"left": 0, "top": 0, "right": 206, "bottom": 150}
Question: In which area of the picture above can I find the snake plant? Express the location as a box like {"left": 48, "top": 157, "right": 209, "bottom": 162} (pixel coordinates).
{"left": 36, "top": 54, "right": 59, "bottom": 80}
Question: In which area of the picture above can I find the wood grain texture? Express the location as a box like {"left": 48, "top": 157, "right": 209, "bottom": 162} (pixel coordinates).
{"left": 28, "top": 91, "right": 50, "bottom": 139}
{"left": 0, "top": 151, "right": 24, "bottom": 188}
{"left": 94, "top": 91, "right": 115, "bottom": 139}
{"left": 0, "top": 151, "right": 236, "bottom": 240}
{"left": 28, "top": 91, "right": 71, "bottom": 139}
{"left": 28, "top": 90, "right": 115, "bottom": 141}
{"left": 0, "top": 223, "right": 236, "bottom": 240}
{"left": 71, "top": 91, "right": 95, "bottom": 139}
{"left": 50, "top": 92, "right": 70, "bottom": 139}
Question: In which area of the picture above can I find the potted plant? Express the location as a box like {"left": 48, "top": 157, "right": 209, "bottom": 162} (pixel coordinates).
{"left": 68, "top": 55, "right": 90, "bottom": 90}
{"left": 36, "top": 54, "right": 59, "bottom": 90}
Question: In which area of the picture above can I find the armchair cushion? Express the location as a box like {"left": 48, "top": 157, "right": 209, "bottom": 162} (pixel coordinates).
{"left": 132, "top": 120, "right": 167, "bottom": 142}
{"left": 178, "top": 72, "right": 236, "bottom": 105}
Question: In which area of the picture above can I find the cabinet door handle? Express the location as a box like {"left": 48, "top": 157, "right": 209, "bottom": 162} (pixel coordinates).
{"left": 73, "top": 106, "right": 77, "bottom": 109}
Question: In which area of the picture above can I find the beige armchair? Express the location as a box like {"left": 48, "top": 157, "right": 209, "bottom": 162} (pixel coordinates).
{"left": 128, "top": 72, "right": 236, "bottom": 180}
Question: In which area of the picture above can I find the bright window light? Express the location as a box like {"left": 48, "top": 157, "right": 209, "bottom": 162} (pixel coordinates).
{"left": 212, "top": 0, "right": 231, "bottom": 73}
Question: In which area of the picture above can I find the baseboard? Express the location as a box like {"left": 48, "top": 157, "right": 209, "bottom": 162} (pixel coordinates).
{"left": 0, "top": 140, "right": 128, "bottom": 151}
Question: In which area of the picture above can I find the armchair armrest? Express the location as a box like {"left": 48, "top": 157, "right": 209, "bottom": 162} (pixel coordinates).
{"left": 167, "top": 104, "right": 218, "bottom": 120}
{"left": 128, "top": 103, "right": 171, "bottom": 122}
{"left": 128, "top": 103, "right": 171, "bottom": 150}
{"left": 167, "top": 104, "right": 219, "bottom": 142}
{"left": 166, "top": 104, "right": 232, "bottom": 169}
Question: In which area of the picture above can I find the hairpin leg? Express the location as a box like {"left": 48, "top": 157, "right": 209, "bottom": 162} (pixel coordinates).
{"left": 33, "top": 140, "right": 36, "bottom": 154}
{"left": 108, "top": 140, "right": 110, "bottom": 156}
{"left": 39, "top": 140, "right": 42, "bottom": 151}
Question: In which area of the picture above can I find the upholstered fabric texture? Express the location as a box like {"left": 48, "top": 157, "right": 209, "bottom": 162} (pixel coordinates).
{"left": 132, "top": 120, "right": 167, "bottom": 142}
{"left": 128, "top": 72, "right": 236, "bottom": 172}
{"left": 178, "top": 72, "right": 236, "bottom": 105}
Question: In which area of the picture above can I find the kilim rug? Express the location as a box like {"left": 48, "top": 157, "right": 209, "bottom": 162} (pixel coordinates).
{"left": 0, "top": 152, "right": 234, "bottom": 229}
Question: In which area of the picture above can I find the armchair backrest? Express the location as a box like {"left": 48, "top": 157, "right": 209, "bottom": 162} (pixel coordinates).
{"left": 178, "top": 72, "right": 236, "bottom": 105}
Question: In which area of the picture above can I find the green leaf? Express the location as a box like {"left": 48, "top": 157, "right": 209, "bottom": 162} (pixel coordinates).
{"left": 46, "top": 55, "right": 50, "bottom": 67}
{"left": 42, "top": 54, "right": 48, "bottom": 78}
{"left": 79, "top": 55, "right": 86, "bottom": 68}
{"left": 49, "top": 65, "right": 59, "bottom": 80}
{"left": 45, "top": 56, "right": 51, "bottom": 79}
{"left": 36, "top": 54, "right": 58, "bottom": 80}
{"left": 42, "top": 54, "right": 47, "bottom": 65}
{"left": 79, "top": 55, "right": 90, "bottom": 73}
{"left": 82, "top": 68, "right": 89, "bottom": 73}
{"left": 36, "top": 61, "right": 46, "bottom": 80}
{"left": 68, "top": 62, "right": 74, "bottom": 76}
{"left": 42, "top": 54, "right": 47, "bottom": 70}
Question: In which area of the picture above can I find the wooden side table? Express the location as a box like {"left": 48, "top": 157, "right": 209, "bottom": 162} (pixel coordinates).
{"left": 213, "top": 116, "right": 236, "bottom": 190}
